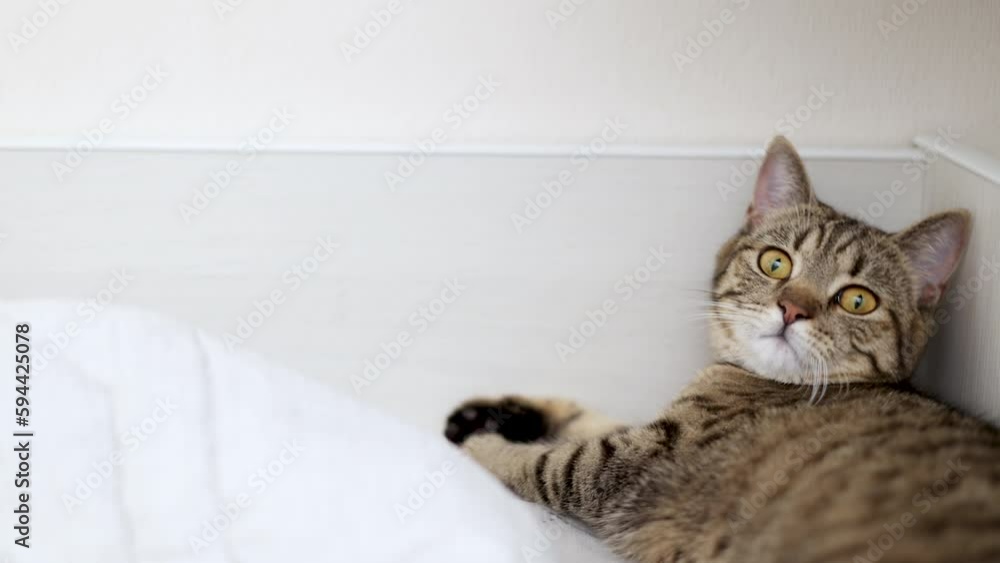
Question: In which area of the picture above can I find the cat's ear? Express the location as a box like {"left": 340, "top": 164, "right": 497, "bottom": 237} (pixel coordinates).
{"left": 893, "top": 210, "right": 971, "bottom": 307}
{"left": 747, "top": 136, "right": 815, "bottom": 226}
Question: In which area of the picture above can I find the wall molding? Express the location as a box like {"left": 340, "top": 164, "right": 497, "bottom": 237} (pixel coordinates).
{"left": 0, "top": 138, "right": 926, "bottom": 161}
{"left": 913, "top": 134, "right": 1000, "bottom": 186}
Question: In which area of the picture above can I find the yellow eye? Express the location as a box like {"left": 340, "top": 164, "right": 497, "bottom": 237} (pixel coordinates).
{"left": 837, "top": 286, "right": 879, "bottom": 315}
{"left": 758, "top": 248, "right": 792, "bottom": 280}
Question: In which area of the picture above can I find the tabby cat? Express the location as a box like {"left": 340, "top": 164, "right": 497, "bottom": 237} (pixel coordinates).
{"left": 444, "top": 137, "right": 1000, "bottom": 563}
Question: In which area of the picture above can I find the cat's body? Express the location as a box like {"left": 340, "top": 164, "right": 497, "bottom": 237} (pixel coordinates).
{"left": 603, "top": 365, "right": 998, "bottom": 563}
{"left": 445, "top": 137, "right": 1000, "bottom": 563}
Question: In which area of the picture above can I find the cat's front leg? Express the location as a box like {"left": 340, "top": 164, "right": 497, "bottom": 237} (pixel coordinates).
{"left": 445, "top": 400, "right": 682, "bottom": 525}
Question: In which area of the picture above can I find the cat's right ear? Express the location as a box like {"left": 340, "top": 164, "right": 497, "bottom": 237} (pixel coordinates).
{"left": 747, "top": 136, "right": 815, "bottom": 226}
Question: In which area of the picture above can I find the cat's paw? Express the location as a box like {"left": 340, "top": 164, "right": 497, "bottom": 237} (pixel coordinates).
{"left": 443, "top": 397, "right": 548, "bottom": 445}
{"left": 461, "top": 433, "right": 508, "bottom": 465}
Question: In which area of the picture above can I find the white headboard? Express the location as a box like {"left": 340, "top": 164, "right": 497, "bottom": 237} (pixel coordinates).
{"left": 2, "top": 139, "right": 994, "bottom": 431}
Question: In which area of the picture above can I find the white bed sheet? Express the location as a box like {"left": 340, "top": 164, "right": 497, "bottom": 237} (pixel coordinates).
{"left": 0, "top": 301, "right": 621, "bottom": 563}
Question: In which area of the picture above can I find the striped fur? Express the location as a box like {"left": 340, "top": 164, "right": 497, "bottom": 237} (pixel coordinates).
{"left": 446, "top": 137, "right": 999, "bottom": 562}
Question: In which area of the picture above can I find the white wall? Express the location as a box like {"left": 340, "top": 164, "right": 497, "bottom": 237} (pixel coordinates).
{"left": 0, "top": 148, "right": 926, "bottom": 430}
{"left": 917, "top": 138, "right": 1000, "bottom": 425}
{"left": 2, "top": 0, "right": 999, "bottom": 154}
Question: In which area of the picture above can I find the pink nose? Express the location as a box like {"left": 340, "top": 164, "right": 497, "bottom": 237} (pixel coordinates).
{"left": 778, "top": 299, "right": 811, "bottom": 325}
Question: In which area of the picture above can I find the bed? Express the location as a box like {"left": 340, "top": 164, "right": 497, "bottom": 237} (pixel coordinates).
{"left": 0, "top": 300, "right": 620, "bottom": 562}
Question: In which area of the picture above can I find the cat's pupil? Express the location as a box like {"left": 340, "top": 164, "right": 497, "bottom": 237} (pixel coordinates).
{"left": 770, "top": 259, "right": 781, "bottom": 272}
{"left": 853, "top": 295, "right": 863, "bottom": 309}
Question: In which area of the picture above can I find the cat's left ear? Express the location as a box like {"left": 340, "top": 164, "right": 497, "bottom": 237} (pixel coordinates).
{"left": 893, "top": 210, "right": 971, "bottom": 307}
{"left": 747, "top": 136, "right": 816, "bottom": 226}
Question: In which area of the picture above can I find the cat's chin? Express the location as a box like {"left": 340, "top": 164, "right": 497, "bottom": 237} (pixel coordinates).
{"left": 710, "top": 308, "right": 827, "bottom": 384}
{"left": 743, "top": 334, "right": 811, "bottom": 384}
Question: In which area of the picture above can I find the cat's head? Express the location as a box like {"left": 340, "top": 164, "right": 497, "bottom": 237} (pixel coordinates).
{"left": 710, "top": 137, "right": 970, "bottom": 387}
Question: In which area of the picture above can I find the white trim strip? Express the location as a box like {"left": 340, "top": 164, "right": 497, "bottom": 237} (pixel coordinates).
{"left": 0, "top": 138, "right": 926, "bottom": 161}
{"left": 913, "top": 135, "right": 1000, "bottom": 185}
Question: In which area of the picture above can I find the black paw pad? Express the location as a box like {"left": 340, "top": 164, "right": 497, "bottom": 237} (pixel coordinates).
{"left": 444, "top": 399, "right": 548, "bottom": 445}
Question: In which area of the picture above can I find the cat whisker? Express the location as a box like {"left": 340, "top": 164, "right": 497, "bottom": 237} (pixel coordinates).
{"left": 680, "top": 287, "right": 716, "bottom": 295}
{"left": 690, "top": 313, "right": 760, "bottom": 327}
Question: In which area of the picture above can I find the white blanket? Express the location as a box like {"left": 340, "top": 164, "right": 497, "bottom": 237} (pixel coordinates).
{"left": 0, "top": 302, "right": 621, "bottom": 563}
